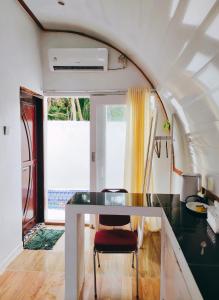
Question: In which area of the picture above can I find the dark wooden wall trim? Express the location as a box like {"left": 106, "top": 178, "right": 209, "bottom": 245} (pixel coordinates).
{"left": 45, "top": 221, "right": 65, "bottom": 226}
{"left": 18, "top": 0, "right": 44, "bottom": 30}
{"left": 173, "top": 151, "right": 183, "bottom": 176}
{"left": 173, "top": 167, "right": 183, "bottom": 176}
{"left": 20, "top": 86, "right": 43, "bottom": 98}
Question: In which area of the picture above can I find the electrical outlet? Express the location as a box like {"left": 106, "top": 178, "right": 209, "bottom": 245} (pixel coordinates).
{"left": 207, "top": 177, "right": 214, "bottom": 192}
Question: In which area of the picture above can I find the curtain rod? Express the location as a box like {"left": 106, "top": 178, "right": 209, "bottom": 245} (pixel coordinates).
{"left": 44, "top": 90, "right": 127, "bottom": 96}
{"left": 44, "top": 89, "right": 157, "bottom": 97}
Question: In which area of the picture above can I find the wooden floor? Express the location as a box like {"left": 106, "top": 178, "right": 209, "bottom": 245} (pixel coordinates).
{"left": 0, "top": 227, "right": 160, "bottom": 300}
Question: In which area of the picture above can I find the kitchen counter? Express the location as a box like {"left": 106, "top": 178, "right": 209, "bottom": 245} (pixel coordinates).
{"left": 155, "top": 194, "right": 219, "bottom": 300}
{"left": 65, "top": 192, "right": 218, "bottom": 299}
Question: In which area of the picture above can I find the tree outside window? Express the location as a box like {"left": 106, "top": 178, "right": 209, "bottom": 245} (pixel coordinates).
{"left": 47, "top": 97, "right": 90, "bottom": 121}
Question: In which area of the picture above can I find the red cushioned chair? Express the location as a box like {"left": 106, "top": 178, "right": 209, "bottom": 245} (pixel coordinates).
{"left": 93, "top": 189, "right": 139, "bottom": 299}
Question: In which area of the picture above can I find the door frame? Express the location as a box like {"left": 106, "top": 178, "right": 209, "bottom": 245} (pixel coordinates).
{"left": 90, "top": 95, "right": 126, "bottom": 192}
{"left": 20, "top": 87, "right": 45, "bottom": 236}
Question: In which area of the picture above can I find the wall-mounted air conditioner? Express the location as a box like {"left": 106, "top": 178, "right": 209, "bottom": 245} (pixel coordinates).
{"left": 48, "top": 48, "right": 108, "bottom": 72}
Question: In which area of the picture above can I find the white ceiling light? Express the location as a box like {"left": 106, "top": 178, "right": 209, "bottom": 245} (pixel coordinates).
{"left": 206, "top": 14, "right": 219, "bottom": 40}
{"left": 182, "top": 0, "right": 216, "bottom": 26}
{"left": 197, "top": 63, "right": 219, "bottom": 90}
{"left": 186, "top": 52, "right": 211, "bottom": 74}
{"left": 212, "top": 90, "right": 219, "bottom": 107}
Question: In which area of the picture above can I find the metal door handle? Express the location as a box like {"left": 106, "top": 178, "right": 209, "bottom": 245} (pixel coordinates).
{"left": 91, "top": 152, "right": 96, "bottom": 162}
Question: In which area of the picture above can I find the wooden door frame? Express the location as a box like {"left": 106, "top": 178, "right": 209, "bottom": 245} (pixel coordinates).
{"left": 20, "top": 86, "right": 45, "bottom": 234}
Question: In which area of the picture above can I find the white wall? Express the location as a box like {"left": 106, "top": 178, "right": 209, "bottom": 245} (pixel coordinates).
{"left": 0, "top": 1, "right": 42, "bottom": 272}
{"left": 47, "top": 121, "right": 90, "bottom": 190}
{"left": 41, "top": 32, "right": 147, "bottom": 92}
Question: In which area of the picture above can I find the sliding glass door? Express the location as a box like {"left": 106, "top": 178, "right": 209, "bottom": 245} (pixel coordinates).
{"left": 90, "top": 95, "right": 127, "bottom": 192}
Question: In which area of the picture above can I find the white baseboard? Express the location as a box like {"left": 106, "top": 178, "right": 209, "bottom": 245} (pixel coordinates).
{"left": 0, "top": 242, "right": 23, "bottom": 274}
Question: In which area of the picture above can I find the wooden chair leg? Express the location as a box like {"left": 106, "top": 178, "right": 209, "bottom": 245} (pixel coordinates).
{"left": 93, "top": 251, "right": 97, "bottom": 298}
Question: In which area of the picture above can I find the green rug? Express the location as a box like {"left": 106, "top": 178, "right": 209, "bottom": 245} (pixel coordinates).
{"left": 24, "top": 228, "right": 64, "bottom": 250}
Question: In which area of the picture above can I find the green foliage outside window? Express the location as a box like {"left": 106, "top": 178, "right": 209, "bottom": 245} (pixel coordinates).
{"left": 79, "top": 98, "right": 90, "bottom": 120}
{"left": 48, "top": 97, "right": 90, "bottom": 121}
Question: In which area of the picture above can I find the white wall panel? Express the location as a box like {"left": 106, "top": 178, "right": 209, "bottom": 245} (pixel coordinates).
{"left": 0, "top": 0, "right": 42, "bottom": 271}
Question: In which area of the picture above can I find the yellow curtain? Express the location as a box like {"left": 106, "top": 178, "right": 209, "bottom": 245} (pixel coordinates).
{"left": 124, "top": 88, "right": 150, "bottom": 229}
{"left": 124, "top": 87, "right": 161, "bottom": 233}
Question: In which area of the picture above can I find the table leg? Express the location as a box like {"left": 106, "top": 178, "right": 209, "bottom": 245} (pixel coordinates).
{"left": 65, "top": 210, "right": 85, "bottom": 300}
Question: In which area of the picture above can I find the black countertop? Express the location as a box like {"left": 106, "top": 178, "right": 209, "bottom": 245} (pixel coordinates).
{"left": 155, "top": 194, "right": 219, "bottom": 300}
{"left": 68, "top": 192, "right": 219, "bottom": 299}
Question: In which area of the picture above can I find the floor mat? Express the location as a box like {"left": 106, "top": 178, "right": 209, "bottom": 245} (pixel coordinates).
{"left": 24, "top": 227, "right": 64, "bottom": 250}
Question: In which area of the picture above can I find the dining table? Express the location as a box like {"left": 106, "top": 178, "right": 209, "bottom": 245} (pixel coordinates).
{"left": 64, "top": 191, "right": 218, "bottom": 300}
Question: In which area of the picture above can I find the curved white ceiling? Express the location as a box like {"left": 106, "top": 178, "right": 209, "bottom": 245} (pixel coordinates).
{"left": 23, "top": 0, "right": 219, "bottom": 178}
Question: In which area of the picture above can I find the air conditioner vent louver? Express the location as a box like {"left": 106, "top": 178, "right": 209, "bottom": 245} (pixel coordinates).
{"left": 48, "top": 48, "right": 108, "bottom": 72}
{"left": 53, "top": 65, "right": 104, "bottom": 71}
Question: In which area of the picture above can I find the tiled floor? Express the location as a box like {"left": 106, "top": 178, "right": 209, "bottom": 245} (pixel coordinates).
{"left": 47, "top": 189, "right": 88, "bottom": 221}
{"left": 48, "top": 190, "right": 77, "bottom": 209}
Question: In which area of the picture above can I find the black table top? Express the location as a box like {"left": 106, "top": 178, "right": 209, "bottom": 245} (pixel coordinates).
{"left": 67, "top": 191, "right": 147, "bottom": 207}
{"left": 67, "top": 192, "right": 219, "bottom": 299}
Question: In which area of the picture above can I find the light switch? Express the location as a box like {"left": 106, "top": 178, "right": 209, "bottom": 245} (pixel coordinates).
{"left": 3, "top": 126, "right": 9, "bottom": 135}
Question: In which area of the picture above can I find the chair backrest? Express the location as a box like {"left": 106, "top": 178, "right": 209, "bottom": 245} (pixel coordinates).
{"left": 101, "top": 188, "right": 128, "bottom": 193}
{"left": 99, "top": 189, "right": 130, "bottom": 226}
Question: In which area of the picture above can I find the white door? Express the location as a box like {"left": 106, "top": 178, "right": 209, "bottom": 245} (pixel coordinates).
{"left": 90, "top": 95, "right": 127, "bottom": 192}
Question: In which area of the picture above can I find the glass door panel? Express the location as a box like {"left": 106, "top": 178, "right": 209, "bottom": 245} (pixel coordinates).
{"left": 90, "top": 95, "right": 127, "bottom": 192}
